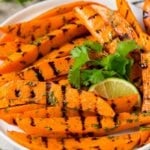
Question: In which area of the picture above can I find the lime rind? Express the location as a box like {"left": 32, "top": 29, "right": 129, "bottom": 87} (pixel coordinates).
{"left": 89, "top": 78, "right": 141, "bottom": 107}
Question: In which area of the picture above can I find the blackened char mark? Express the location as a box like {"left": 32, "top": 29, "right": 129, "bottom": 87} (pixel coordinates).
{"left": 48, "top": 61, "right": 59, "bottom": 76}
{"left": 12, "top": 118, "right": 17, "bottom": 125}
{"left": 27, "top": 135, "right": 32, "bottom": 144}
{"left": 16, "top": 24, "right": 21, "bottom": 37}
{"left": 88, "top": 13, "right": 99, "bottom": 20}
{"left": 62, "top": 28, "right": 68, "bottom": 33}
{"left": 32, "top": 67, "right": 45, "bottom": 81}
{"left": 91, "top": 146, "right": 101, "bottom": 150}
{"left": 61, "top": 138, "right": 66, "bottom": 150}
{"left": 15, "top": 89, "right": 20, "bottom": 97}
{"left": 42, "top": 137, "right": 48, "bottom": 148}
{"left": 30, "top": 117, "right": 36, "bottom": 126}
{"left": 30, "top": 90, "right": 36, "bottom": 98}
{"left": 61, "top": 85, "right": 68, "bottom": 121}
{"left": 125, "top": 9, "right": 129, "bottom": 19}
{"left": 48, "top": 34, "right": 56, "bottom": 40}
{"left": 78, "top": 102, "right": 85, "bottom": 130}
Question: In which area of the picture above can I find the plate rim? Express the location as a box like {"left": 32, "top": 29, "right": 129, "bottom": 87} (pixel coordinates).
{"left": 0, "top": 0, "right": 148, "bottom": 149}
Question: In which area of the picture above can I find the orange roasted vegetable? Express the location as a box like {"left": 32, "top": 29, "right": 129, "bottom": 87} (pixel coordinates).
{"left": 0, "top": 11, "right": 76, "bottom": 43}
{"left": 0, "top": 80, "right": 46, "bottom": 108}
{"left": 141, "top": 53, "right": 150, "bottom": 112}
{"left": 7, "top": 130, "right": 150, "bottom": 150}
{"left": 74, "top": 5, "right": 117, "bottom": 44}
{"left": 0, "top": 20, "right": 88, "bottom": 74}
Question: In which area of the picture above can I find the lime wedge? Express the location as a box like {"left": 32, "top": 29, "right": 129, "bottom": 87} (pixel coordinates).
{"left": 89, "top": 78, "right": 141, "bottom": 107}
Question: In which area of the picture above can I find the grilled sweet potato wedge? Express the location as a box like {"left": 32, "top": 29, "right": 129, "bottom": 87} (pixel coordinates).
{"left": 0, "top": 80, "right": 46, "bottom": 108}
{"left": 7, "top": 130, "right": 150, "bottom": 150}
{"left": 0, "top": 11, "right": 76, "bottom": 43}
{"left": 0, "top": 21, "right": 87, "bottom": 74}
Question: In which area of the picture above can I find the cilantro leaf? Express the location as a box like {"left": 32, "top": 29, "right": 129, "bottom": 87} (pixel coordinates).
{"left": 71, "top": 46, "right": 89, "bottom": 69}
{"left": 69, "top": 41, "right": 103, "bottom": 88}
{"left": 116, "top": 40, "right": 140, "bottom": 57}
{"left": 84, "top": 41, "right": 103, "bottom": 52}
{"left": 68, "top": 68, "right": 80, "bottom": 89}
{"left": 81, "top": 69, "right": 105, "bottom": 86}
{"left": 68, "top": 39, "right": 139, "bottom": 89}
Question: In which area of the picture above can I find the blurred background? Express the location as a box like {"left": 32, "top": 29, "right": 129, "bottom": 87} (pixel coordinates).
{"left": 0, "top": 0, "right": 144, "bottom": 23}
{"left": 0, "top": 0, "right": 45, "bottom": 23}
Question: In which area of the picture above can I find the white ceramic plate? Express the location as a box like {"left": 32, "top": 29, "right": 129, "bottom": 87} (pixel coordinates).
{"left": 0, "top": 0, "right": 149, "bottom": 149}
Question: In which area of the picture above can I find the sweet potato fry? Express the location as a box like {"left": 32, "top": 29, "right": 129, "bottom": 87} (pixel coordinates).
{"left": 107, "top": 94, "right": 139, "bottom": 113}
{"left": 12, "top": 112, "right": 150, "bottom": 137}
{"left": 74, "top": 5, "right": 117, "bottom": 44}
{"left": 34, "top": 35, "right": 96, "bottom": 65}
{"left": 0, "top": 11, "right": 76, "bottom": 43}
{"left": 91, "top": 4, "right": 138, "bottom": 40}
{"left": 7, "top": 130, "right": 150, "bottom": 150}
{"left": 0, "top": 21, "right": 87, "bottom": 74}
{"left": 0, "top": 80, "right": 46, "bottom": 108}
{"left": 116, "top": 0, "right": 150, "bottom": 52}
{"left": 141, "top": 53, "right": 150, "bottom": 112}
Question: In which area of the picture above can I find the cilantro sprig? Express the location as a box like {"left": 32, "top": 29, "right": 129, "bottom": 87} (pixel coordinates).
{"left": 68, "top": 40, "right": 140, "bottom": 89}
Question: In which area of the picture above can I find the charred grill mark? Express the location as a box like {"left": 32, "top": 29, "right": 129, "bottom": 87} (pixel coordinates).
{"left": 82, "top": 132, "right": 94, "bottom": 137}
{"left": 67, "top": 17, "right": 76, "bottom": 24}
{"left": 22, "top": 52, "right": 27, "bottom": 57}
{"left": 58, "top": 51, "right": 64, "bottom": 54}
{"left": 30, "top": 117, "right": 36, "bottom": 126}
{"left": 16, "top": 24, "right": 21, "bottom": 36}
{"left": 27, "top": 135, "right": 32, "bottom": 144}
{"left": 88, "top": 13, "right": 99, "bottom": 20}
{"left": 111, "top": 102, "right": 116, "bottom": 111}
{"left": 15, "top": 89, "right": 20, "bottom": 97}
{"left": 42, "top": 137, "right": 48, "bottom": 148}
{"left": 96, "top": 113, "right": 102, "bottom": 129}
{"left": 32, "top": 67, "right": 45, "bottom": 81}
{"left": 37, "top": 52, "right": 43, "bottom": 59}
{"left": 0, "top": 43, "right": 6, "bottom": 46}
{"left": 68, "top": 133, "right": 80, "bottom": 141}
{"left": 48, "top": 61, "right": 59, "bottom": 76}
{"left": 92, "top": 146, "right": 101, "bottom": 150}
{"left": 65, "top": 56, "right": 71, "bottom": 62}
{"left": 16, "top": 48, "right": 22, "bottom": 53}
{"left": 61, "top": 138, "right": 66, "bottom": 150}
{"left": 17, "top": 71, "right": 25, "bottom": 80}
{"left": 46, "top": 23, "right": 51, "bottom": 33}
{"left": 113, "top": 114, "right": 119, "bottom": 125}
{"left": 20, "top": 60, "right": 26, "bottom": 65}
{"left": 125, "top": 9, "right": 129, "bottom": 19}
{"left": 96, "top": 29, "right": 102, "bottom": 34}
{"left": 78, "top": 97, "right": 85, "bottom": 130}
{"left": 127, "top": 134, "right": 133, "bottom": 144}
{"left": 31, "top": 34, "right": 35, "bottom": 41}
{"left": 61, "top": 85, "right": 68, "bottom": 121}
{"left": 91, "top": 137, "right": 98, "bottom": 140}
{"left": 62, "top": 28, "right": 68, "bottom": 33}
{"left": 30, "top": 90, "right": 36, "bottom": 98}
{"left": 12, "top": 118, "right": 17, "bottom": 125}
{"left": 8, "top": 26, "right": 16, "bottom": 33}
{"left": 48, "top": 34, "right": 56, "bottom": 40}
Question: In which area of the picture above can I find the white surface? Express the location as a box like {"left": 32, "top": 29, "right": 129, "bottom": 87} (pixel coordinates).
{"left": 0, "top": 0, "right": 148, "bottom": 149}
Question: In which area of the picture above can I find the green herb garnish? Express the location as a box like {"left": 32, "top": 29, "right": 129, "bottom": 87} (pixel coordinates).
{"left": 68, "top": 40, "right": 140, "bottom": 89}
